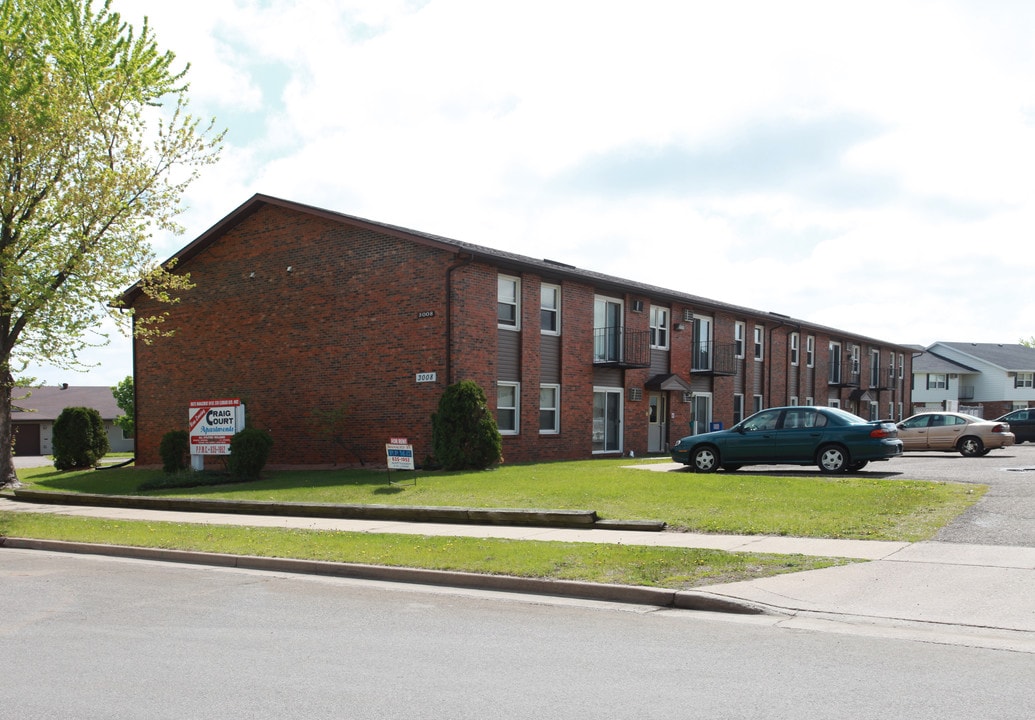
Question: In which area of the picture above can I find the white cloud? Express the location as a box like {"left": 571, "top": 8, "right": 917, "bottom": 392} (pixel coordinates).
{"left": 24, "top": 0, "right": 1035, "bottom": 386}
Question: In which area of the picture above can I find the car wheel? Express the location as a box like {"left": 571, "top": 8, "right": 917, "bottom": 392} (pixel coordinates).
{"left": 847, "top": 460, "right": 868, "bottom": 472}
{"left": 691, "top": 446, "right": 719, "bottom": 473}
{"left": 722, "top": 464, "right": 742, "bottom": 472}
{"left": 817, "top": 444, "right": 848, "bottom": 474}
{"left": 958, "top": 436, "right": 984, "bottom": 457}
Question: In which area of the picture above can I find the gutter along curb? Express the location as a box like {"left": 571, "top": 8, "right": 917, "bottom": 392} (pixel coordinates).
{"left": 0, "top": 536, "right": 765, "bottom": 615}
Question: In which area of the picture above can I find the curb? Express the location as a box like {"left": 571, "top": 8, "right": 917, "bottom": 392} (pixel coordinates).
{"left": 9, "top": 490, "right": 667, "bottom": 531}
{"left": 0, "top": 537, "right": 766, "bottom": 615}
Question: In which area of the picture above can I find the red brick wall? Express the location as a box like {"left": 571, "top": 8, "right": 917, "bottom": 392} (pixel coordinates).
{"left": 134, "top": 205, "right": 457, "bottom": 468}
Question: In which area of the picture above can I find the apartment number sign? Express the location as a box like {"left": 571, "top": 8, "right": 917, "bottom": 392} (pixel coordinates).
{"left": 416, "top": 310, "right": 436, "bottom": 319}
{"left": 416, "top": 372, "right": 437, "bottom": 383}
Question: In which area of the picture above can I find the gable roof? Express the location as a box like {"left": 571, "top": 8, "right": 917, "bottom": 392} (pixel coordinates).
{"left": 911, "top": 350, "right": 978, "bottom": 374}
{"left": 121, "top": 193, "right": 914, "bottom": 351}
{"left": 930, "top": 342, "right": 1035, "bottom": 371}
{"left": 12, "top": 386, "right": 122, "bottom": 422}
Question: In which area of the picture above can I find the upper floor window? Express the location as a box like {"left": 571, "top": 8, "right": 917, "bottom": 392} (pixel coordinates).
{"left": 734, "top": 322, "right": 746, "bottom": 359}
{"left": 692, "top": 315, "right": 713, "bottom": 370}
{"left": 790, "top": 332, "right": 800, "bottom": 366}
{"left": 829, "top": 342, "right": 842, "bottom": 384}
{"left": 870, "top": 349, "right": 881, "bottom": 387}
{"left": 898, "top": 353, "right": 905, "bottom": 379}
{"left": 753, "top": 326, "right": 764, "bottom": 361}
{"left": 540, "top": 284, "right": 560, "bottom": 334}
{"left": 593, "top": 296, "right": 623, "bottom": 363}
{"left": 498, "top": 275, "right": 520, "bottom": 329}
{"left": 850, "top": 345, "right": 861, "bottom": 375}
{"left": 1015, "top": 372, "right": 1034, "bottom": 388}
{"left": 806, "top": 335, "right": 815, "bottom": 367}
{"left": 650, "top": 306, "right": 669, "bottom": 349}
{"left": 927, "top": 374, "right": 947, "bottom": 389}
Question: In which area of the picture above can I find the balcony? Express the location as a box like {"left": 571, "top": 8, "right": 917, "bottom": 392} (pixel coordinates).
{"left": 593, "top": 328, "right": 651, "bottom": 368}
{"left": 829, "top": 363, "right": 861, "bottom": 388}
{"left": 691, "top": 341, "right": 737, "bottom": 376}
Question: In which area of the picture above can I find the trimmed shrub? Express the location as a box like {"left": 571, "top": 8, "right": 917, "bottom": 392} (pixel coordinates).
{"left": 226, "top": 427, "right": 273, "bottom": 480}
{"left": 159, "top": 430, "right": 190, "bottom": 473}
{"left": 53, "top": 406, "right": 110, "bottom": 470}
{"left": 431, "top": 380, "right": 502, "bottom": 471}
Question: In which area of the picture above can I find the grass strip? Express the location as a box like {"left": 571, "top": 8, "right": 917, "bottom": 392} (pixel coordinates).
{"left": 16, "top": 458, "right": 984, "bottom": 542}
{"left": 0, "top": 511, "right": 854, "bottom": 590}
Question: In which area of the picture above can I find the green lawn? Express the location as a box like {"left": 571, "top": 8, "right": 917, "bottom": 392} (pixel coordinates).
{"left": 12, "top": 457, "right": 981, "bottom": 541}
{"left": 2, "top": 458, "right": 981, "bottom": 591}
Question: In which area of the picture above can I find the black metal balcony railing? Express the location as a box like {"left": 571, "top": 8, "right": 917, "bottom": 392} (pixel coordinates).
{"left": 829, "top": 363, "right": 861, "bottom": 387}
{"left": 691, "top": 341, "right": 737, "bottom": 375}
{"left": 593, "top": 328, "right": 651, "bottom": 368}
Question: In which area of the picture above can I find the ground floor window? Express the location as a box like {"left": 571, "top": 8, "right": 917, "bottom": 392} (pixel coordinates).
{"left": 733, "top": 393, "right": 744, "bottom": 425}
{"left": 539, "top": 384, "right": 559, "bottom": 434}
{"left": 691, "top": 393, "right": 712, "bottom": 435}
{"left": 592, "top": 388, "right": 623, "bottom": 453}
{"left": 497, "top": 382, "right": 519, "bottom": 435}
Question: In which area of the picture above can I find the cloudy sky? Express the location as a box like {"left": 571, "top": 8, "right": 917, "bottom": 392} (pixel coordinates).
{"left": 25, "top": 0, "right": 1035, "bottom": 387}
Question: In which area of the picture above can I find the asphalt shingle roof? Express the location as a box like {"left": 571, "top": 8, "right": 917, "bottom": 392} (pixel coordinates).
{"left": 12, "top": 386, "right": 121, "bottom": 422}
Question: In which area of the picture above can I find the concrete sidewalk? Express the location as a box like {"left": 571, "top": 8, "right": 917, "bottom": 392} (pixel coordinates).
{"left": 2, "top": 495, "right": 1033, "bottom": 652}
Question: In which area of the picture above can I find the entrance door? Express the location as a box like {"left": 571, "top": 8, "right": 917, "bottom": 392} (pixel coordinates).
{"left": 691, "top": 393, "right": 712, "bottom": 436}
{"left": 592, "top": 388, "right": 623, "bottom": 454}
{"left": 12, "top": 423, "right": 41, "bottom": 456}
{"left": 647, "top": 393, "right": 667, "bottom": 453}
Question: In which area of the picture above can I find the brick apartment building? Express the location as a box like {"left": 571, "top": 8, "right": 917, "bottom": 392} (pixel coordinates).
{"left": 122, "top": 194, "right": 913, "bottom": 468}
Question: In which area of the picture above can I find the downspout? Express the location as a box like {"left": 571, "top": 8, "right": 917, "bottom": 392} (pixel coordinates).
{"left": 445, "top": 253, "right": 475, "bottom": 385}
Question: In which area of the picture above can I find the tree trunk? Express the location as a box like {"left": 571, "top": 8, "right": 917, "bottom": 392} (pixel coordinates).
{"left": 1, "top": 368, "right": 21, "bottom": 488}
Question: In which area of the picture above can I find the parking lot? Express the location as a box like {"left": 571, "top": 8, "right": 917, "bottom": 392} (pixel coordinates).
{"left": 684, "top": 443, "right": 1035, "bottom": 547}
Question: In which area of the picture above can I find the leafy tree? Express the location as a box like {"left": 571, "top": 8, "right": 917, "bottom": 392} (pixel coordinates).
{"left": 52, "top": 405, "right": 108, "bottom": 469}
{"left": 1020, "top": 337, "right": 1035, "bottom": 348}
{"left": 0, "top": 0, "right": 223, "bottom": 486}
{"left": 111, "top": 375, "right": 134, "bottom": 437}
{"left": 431, "top": 380, "right": 502, "bottom": 471}
{"left": 158, "top": 429, "right": 189, "bottom": 473}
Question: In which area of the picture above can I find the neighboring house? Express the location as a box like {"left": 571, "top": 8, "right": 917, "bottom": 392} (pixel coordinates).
{"left": 910, "top": 342, "right": 1035, "bottom": 418}
{"left": 12, "top": 385, "right": 134, "bottom": 456}
{"left": 120, "top": 194, "right": 913, "bottom": 468}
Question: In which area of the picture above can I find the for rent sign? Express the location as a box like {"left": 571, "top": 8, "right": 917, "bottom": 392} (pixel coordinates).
{"left": 189, "top": 398, "right": 245, "bottom": 456}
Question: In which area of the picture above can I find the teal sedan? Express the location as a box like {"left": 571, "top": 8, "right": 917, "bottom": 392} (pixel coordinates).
{"left": 671, "top": 406, "right": 903, "bottom": 474}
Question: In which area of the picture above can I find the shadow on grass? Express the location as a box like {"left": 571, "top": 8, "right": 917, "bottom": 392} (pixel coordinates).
{"left": 25, "top": 466, "right": 449, "bottom": 497}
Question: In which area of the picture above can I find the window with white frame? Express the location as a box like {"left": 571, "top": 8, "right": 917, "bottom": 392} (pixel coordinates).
{"left": 753, "top": 326, "right": 764, "bottom": 361}
{"left": 806, "top": 396, "right": 815, "bottom": 406}
{"left": 498, "top": 275, "right": 520, "bottom": 329}
{"left": 734, "top": 322, "right": 746, "bottom": 359}
{"left": 806, "top": 336, "right": 815, "bottom": 367}
{"left": 829, "top": 397, "right": 841, "bottom": 408}
{"left": 539, "top": 384, "right": 560, "bottom": 433}
{"left": 1015, "top": 372, "right": 1034, "bottom": 388}
{"left": 497, "top": 382, "right": 519, "bottom": 434}
{"left": 790, "top": 332, "right": 799, "bottom": 366}
{"left": 753, "top": 394, "right": 763, "bottom": 414}
{"left": 898, "top": 353, "right": 905, "bottom": 379}
{"left": 692, "top": 315, "right": 713, "bottom": 370}
{"left": 927, "top": 374, "right": 947, "bottom": 389}
{"left": 870, "top": 349, "right": 880, "bottom": 387}
{"left": 789, "top": 396, "right": 799, "bottom": 406}
{"left": 650, "top": 306, "right": 669, "bottom": 349}
{"left": 888, "top": 353, "right": 896, "bottom": 386}
{"left": 733, "top": 393, "right": 745, "bottom": 424}
{"left": 850, "top": 345, "right": 860, "bottom": 376}
{"left": 829, "top": 342, "right": 842, "bottom": 384}
{"left": 540, "top": 284, "right": 560, "bottom": 334}
{"left": 869, "top": 402, "right": 878, "bottom": 421}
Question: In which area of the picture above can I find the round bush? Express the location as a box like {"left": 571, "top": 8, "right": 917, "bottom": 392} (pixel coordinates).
{"left": 226, "top": 428, "right": 273, "bottom": 480}
{"left": 431, "top": 380, "right": 502, "bottom": 471}
{"left": 53, "top": 406, "right": 110, "bottom": 470}
{"left": 159, "top": 430, "right": 190, "bottom": 473}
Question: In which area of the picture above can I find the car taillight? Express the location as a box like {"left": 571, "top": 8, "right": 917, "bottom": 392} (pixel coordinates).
{"left": 992, "top": 423, "right": 1008, "bottom": 433}
{"left": 870, "top": 427, "right": 890, "bottom": 438}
